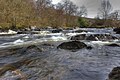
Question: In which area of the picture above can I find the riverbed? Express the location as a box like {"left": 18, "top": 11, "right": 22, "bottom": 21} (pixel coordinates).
{"left": 0, "top": 28, "right": 120, "bottom": 80}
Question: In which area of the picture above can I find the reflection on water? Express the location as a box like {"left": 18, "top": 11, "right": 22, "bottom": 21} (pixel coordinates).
{"left": 0, "top": 28, "right": 119, "bottom": 80}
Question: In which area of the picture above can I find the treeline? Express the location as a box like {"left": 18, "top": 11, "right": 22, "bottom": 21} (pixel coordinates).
{"left": 0, "top": 0, "right": 120, "bottom": 30}
{"left": 0, "top": 0, "right": 35, "bottom": 29}
{"left": 92, "top": 0, "right": 120, "bottom": 28}
{"left": 0, "top": 0, "right": 89, "bottom": 30}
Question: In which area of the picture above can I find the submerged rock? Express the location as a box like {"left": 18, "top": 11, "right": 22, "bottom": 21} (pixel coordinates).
{"left": 108, "top": 67, "right": 120, "bottom": 80}
{"left": 106, "top": 44, "right": 120, "bottom": 47}
{"left": 0, "top": 70, "right": 26, "bottom": 80}
{"left": 0, "top": 59, "right": 32, "bottom": 76}
{"left": 0, "top": 44, "right": 42, "bottom": 57}
{"left": 57, "top": 41, "right": 92, "bottom": 52}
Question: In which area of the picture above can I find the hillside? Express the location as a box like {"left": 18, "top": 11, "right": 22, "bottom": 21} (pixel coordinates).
{"left": 86, "top": 18, "right": 120, "bottom": 28}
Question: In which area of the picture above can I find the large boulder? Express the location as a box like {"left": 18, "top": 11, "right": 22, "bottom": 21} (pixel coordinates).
{"left": 57, "top": 41, "right": 92, "bottom": 52}
{"left": 108, "top": 67, "right": 120, "bottom": 80}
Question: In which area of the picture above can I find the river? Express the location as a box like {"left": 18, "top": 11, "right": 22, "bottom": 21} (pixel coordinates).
{"left": 0, "top": 28, "right": 119, "bottom": 80}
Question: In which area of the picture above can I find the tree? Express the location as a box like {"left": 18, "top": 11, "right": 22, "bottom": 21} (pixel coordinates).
{"left": 36, "top": 0, "right": 54, "bottom": 27}
{"left": 36, "top": 0, "right": 53, "bottom": 17}
{"left": 61, "top": 0, "right": 78, "bottom": 15}
{"left": 77, "top": 5, "right": 87, "bottom": 17}
{"left": 0, "top": 0, "right": 85, "bottom": 29}
{"left": 98, "top": 0, "right": 112, "bottom": 19}
{"left": 56, "top": 0, "right": 78, "bottom": 27}
{"left": 78, "top": 17, "right": 90, "bottom": 27}
{"left": 0, "top": 0, "right": 35, "bottom": 29}
{"left": 109, "top": 10, "right": 120, "bottom": 20}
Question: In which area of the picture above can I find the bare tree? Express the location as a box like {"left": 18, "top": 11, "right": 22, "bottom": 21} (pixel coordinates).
{"left": 60, "top": 0, "right": 78, "bottom": 15}
{"left": 109, "top": 10, "right": 120, "bottom": 20}
{"left": 55, "top": 3, "right": 64, "bottom": 10}
{"left": 77, "top": 5, "right": 87, "bottom": 17}
{"left": 98, "top": 0, "right": 113, "bottom": 19}
{"left": 56, "top": 0, "right": 78, "bottom": 27}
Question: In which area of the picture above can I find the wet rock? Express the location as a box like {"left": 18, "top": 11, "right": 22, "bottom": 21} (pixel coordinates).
{"left": 0, "top": 59, "right": 32, "bottom": 76}
{"left": 0, "top": 47, "right": 23, "bottom": 57}
{"left": 70, "top": 34, "right": 99, "bottom": 41}
{"left": 86, "top": 46, "right": 93, "bottom": 50}
{"left": 26, "top": 45, "right": 43, "bottom": 52}
{"left": 105, "top": 34, "right": 118, "bottom": 40}
{"left": 86, "top": 35, "right": 98, "bottom": 41}
{"left": 0, "top": 76, "right": 21, "bottom": 80}
{"left": 57, "top": 41, "right": 91, "bottom": 52}
{"left": 106, "top": 44, "right": 120, "bottom": 47}
{"left": 0, "top": 45, "right": 42, "bottom": 57}
{"left": 113, "top": 28, "right": 120, "bottom": 34}
{"left": 42, "top": 43, "right": 54, "bottom": 46}
{"left": 108, "top": 67, "right": 120, "bottom": 80}
{"left": 71, "top": 34, "right": 118, "bottom": 41}
{"left": 70, "top": 34, "right": 86, "bottom": 40}
{"left": 0, "top": 70, "right": 27, "bottom": 80}
{"left": 52, "top": 29, "right": 63, "bottom": 33}
{"left": 17, "top": 31, "right": 29, "bottom": 34}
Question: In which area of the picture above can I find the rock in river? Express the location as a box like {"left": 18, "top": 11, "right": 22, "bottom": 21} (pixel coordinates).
{"left": 113, "top": 28, "right": 120, "bottom": 34}
{"left": 70, "top": 34, "right": 86, "bottom": 40}
{"left": 70, "top": 34, "right": 118, "bottom": 41}
{"left": 106, "top": 43, "right": 120, "bottom": 47}
{"left": 57, "top": 41, "right": 92, "bottom": 52}
{"left": 108, "top": 67, "right": 120, "bottom": 80}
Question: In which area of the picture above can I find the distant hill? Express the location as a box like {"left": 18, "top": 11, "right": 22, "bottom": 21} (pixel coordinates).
{"left": 84, "top": 17, "right": 120, "bottom": 28}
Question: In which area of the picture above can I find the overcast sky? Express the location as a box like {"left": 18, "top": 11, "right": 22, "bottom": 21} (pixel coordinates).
{"left": 52, "top": 0, "right": 120, "bottom": 18}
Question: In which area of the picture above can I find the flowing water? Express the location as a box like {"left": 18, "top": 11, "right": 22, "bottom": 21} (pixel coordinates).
{"left": 0, "top": 28, "right": 119, "bottom": 80}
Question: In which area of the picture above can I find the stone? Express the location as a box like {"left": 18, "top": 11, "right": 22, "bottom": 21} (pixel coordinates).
{"left": 108, "top": 67, "right": 120, "bottom": 80}
{"left": 106, "top": 44, "right": 120, "bottom": 47}
{"left": 113, "top": 28, "right": 120, "bottom": 34}
{"left": 70, "top": 33, "right": 118, "bottom": 41}
{"left": 0, "top": 70, "right": 26, "bottom": 80}
{"left": 57, "top": 41, "right": 91, "bottom": 52}
{"left": 0, "top": 59, "right": 32, "bottom": 76}
{"left": 70, "top": 34, "right": 86, "bottom": 40}
{"left": 52, "top": 29, "right": 63, "bottom": 33}
{"left": 86, "top": 35, "right": 98, "bottom": 41}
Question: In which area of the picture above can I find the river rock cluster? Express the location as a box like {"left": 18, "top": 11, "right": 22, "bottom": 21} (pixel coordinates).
{"left": 0, "top": 28, "right": 119, "bottom": 80}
